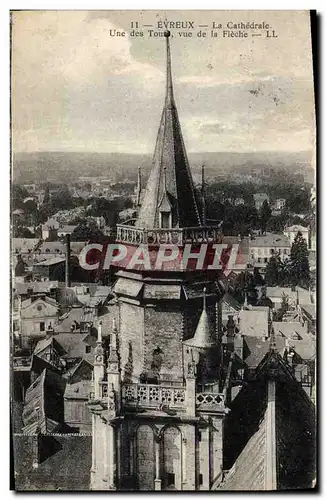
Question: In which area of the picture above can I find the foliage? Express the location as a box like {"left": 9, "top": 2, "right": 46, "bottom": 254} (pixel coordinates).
{"left": 231, "top": 270, "right": 258, "bottom": 305}
{"left": 274, "top": 294, "right": 290, "bottom": 321}
{"left": 288, "top": 231, "right": 311, "bottom": 288}
{"left": 70, "top": 222, "right": 104, "bottom": 242}
{"left": 259, "top": 200, "right": 272, "bottom": 234}
{"left": 12, "top": 225, "right": 35, "bottom": 238}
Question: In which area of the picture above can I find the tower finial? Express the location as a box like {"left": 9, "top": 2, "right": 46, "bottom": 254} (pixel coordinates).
{"left": 97, "top": 321, "right": 102, "bottom": 343}
{"left": 269, "top": 326, "right": 277, "bottom": 352}
{"left": 164, "top": 30, "right": 174, "bottom": 106}
{"left": 203, "top": 287, "right": 207, "bottom": 311}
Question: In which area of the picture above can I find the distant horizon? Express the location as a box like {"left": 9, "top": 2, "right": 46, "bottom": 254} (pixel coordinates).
{"left": 13, "top": 149, "right": 314, "bottom": 156}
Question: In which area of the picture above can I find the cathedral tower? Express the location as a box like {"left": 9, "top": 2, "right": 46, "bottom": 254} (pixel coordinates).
{"left": 89, "top": 31, "right": 228, "bottom": 491}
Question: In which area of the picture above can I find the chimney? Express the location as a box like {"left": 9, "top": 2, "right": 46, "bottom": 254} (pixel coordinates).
{"left": 65, "top": 234, "right": 71, "bottom": 288}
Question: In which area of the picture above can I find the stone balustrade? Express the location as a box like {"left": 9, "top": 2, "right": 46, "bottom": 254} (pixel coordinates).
{"left": 91, "top": 381, "right": 225, "bottom": 412}
{"left": 195, "top": 392, "right": 225, "bottom": 411}
{"left": 116, "top": 224, "right": 222, "bottom": 246}
{"left": 122, "top": 383, "right": 186, "bottom": 409}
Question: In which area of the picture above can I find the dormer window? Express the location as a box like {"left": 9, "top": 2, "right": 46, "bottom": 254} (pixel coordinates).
{"left": 160, "top": 211, "right": 171, "bottom": 229}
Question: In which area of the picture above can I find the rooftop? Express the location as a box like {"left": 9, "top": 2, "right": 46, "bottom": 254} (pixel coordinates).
{"left": 238, "top": 307, "right": 270, "bottom": 338}
{"left": 250, "top": 234, "right": 291, "bottom": 248}
{"left": 33, "top": 256, "right": 66, "bottom": 267}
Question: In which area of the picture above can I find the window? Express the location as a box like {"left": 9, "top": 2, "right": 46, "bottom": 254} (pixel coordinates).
{"left": 85, "top": 345, "right": 91, "bottom": 354}
{"left": 160, "top": 212, "right": 171, "bottom": 229}
{"left": 166, "top": 473, "right": 175, "bottom": 487}
{"left": 199, "top": 474, "right": 203, "bottom": 486}
{"left": 264, "top": 257, "right": 268, "bottom": 263}
{"left": 40, "top": 322, "right": 45, "bottom": 332}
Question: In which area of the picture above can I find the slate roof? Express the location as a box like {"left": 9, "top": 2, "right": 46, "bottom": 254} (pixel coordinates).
{"left": 136, "top": 33, "right": 201, "bottom": 229}
{"left": 265, "top": 287, "right": 297, "bottom": 301}
{"left": 12, "top": 238, "right": 39, "bottom": 254}
{"left": 238, "top": 307, "right": 270, "bottom": 337}
{"left": 13, "top": 434, "right": 92, "bottom": 491}
{"left": 33, "top": 256, "right": 66, "bottom": 267}
{"left": 13, "top": 281, "right": 59, "bottom": 295}
{"left": 219, "top": 411, "right": 268, "bottom": 490}
{"left": 243, "top": 335, "right": 285, "bottom": 369}
{"left": 52, "top": 333, "right": 94, "bottom": 362}
{"left": 184, "top": 294, "right": 216, "bottom": 349}
{"left": 301, "top": 304, "right": 316, "bottom": 320}
{"left": 219, "top": 351, "right": 315, "bottom": 490}
{"left": 56, "top": 307, "right": 96, "bottom": 333}
{"left": 250, "top": 234, "right": 291, "bottom": 248}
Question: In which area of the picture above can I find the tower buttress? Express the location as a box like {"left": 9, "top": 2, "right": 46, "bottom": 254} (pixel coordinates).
{"left": 107, "top": 318, "right": 121, "bottom": 412}
{"left": 94, "top": 321, "right": 105, "bottom": 398}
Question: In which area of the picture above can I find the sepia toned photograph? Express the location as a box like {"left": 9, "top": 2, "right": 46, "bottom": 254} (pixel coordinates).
{"left": 10, "top": 10, "right": 316, "bottom": 491}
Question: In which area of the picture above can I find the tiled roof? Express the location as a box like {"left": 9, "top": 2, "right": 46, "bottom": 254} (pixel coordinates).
{"left": 33, "top": 256, "right": 66, "bottom": 267}
{"left": 272, "top": 321, "right": 309, "bottom": 340}
{"left": 13, "top": 281, "right": 59, "bottom": 295}
{"left": 284, "top": 224, "right": 308, "bottom": 232}
{"left": 244, "top": 335, "right": 285, "bottom": 369}
{"left": 219, "top": 411, "right": 268, "bottom": 490}
{"left": 13, "top": 434, "right": 92, "bottom": 491}
{"left": 53, "top": 332, "right": 94, "bottom": 361}
{"left": 265, "top": 287, "right": 296, "bottom": 299}
{"left": 12, "top": 238, "right": 39, "bottom": 253}
{"left": 253, "top": 192, "right": 269, "bottom": 200}
{"left": 56, "top": 307, "right": 96, "bottom": 333}
{"left": 238, "top": 307, "right": 270, "bottom": 337}
{"left": 301, "top": 304, "right": 316, "bottom": 320}
{"left": 250, "top": 234, "right": 290, "bottom": 248}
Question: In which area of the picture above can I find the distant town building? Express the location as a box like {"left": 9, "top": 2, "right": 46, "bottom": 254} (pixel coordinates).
{"left": 41, "top": 219, "right": 60, "bottom": 240}
{"left": 283, "top": 225, "right": 309, "bottom": 246}
{"left": 19, "top": 295, "right": 59, "bottom": 347}
{"left": 57, "top": 225, "right": 78, "bottom": 238}
{"left": 253, "top": 193, "right": 270, "bottom": 210}
{"left": 249, "top": 234, "right": 291, "bottom": 267}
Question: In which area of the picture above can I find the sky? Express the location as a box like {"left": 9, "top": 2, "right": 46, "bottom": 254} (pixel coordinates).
{"left": 11, "top": 10, "right": 316, "bottom": 158}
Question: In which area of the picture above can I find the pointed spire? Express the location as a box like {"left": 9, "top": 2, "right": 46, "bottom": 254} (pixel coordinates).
{"left": 136, "top": 166, "right": 142, "bottom": 207}
{"left": 201, "top": 164, "right": 206, "bottom": 226}
{"left": 136, "top": 31, "right": 201, "bottom": 229}
{"left": 269, "top": 326, "right": 277, "bottom": 352}
{"left": 108, "top": 318, "right": 119, "bottom": 368}
{"left": 164, "top": 30, "right": 174, "bottom": 108}
{"left": 185, "top": 287, "right": 216, "bottom": 349}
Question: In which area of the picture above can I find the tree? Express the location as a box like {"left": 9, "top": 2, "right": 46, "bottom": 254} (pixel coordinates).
{"left": 265, "top": 252, "right": 283, "bottom": 286}
{"left": 265, "top": 252, "right": 292, "bottom": 287}
{"left": 260, "top": 200, "right": 272, "bottom": 234}
{"left": 231, "top": 269, "right": 258, "bottom": 305}
{"left": 70, "top": 222, "right": 104, "bottom": 242}
{"left": 13, "top": 226, "right": 35, "bottom": 238}
{"left": 288, "top": 231, "right": 310, "bottom": 288}
{"left": 274, "top": 294, "right": 289, "bottom": 321}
